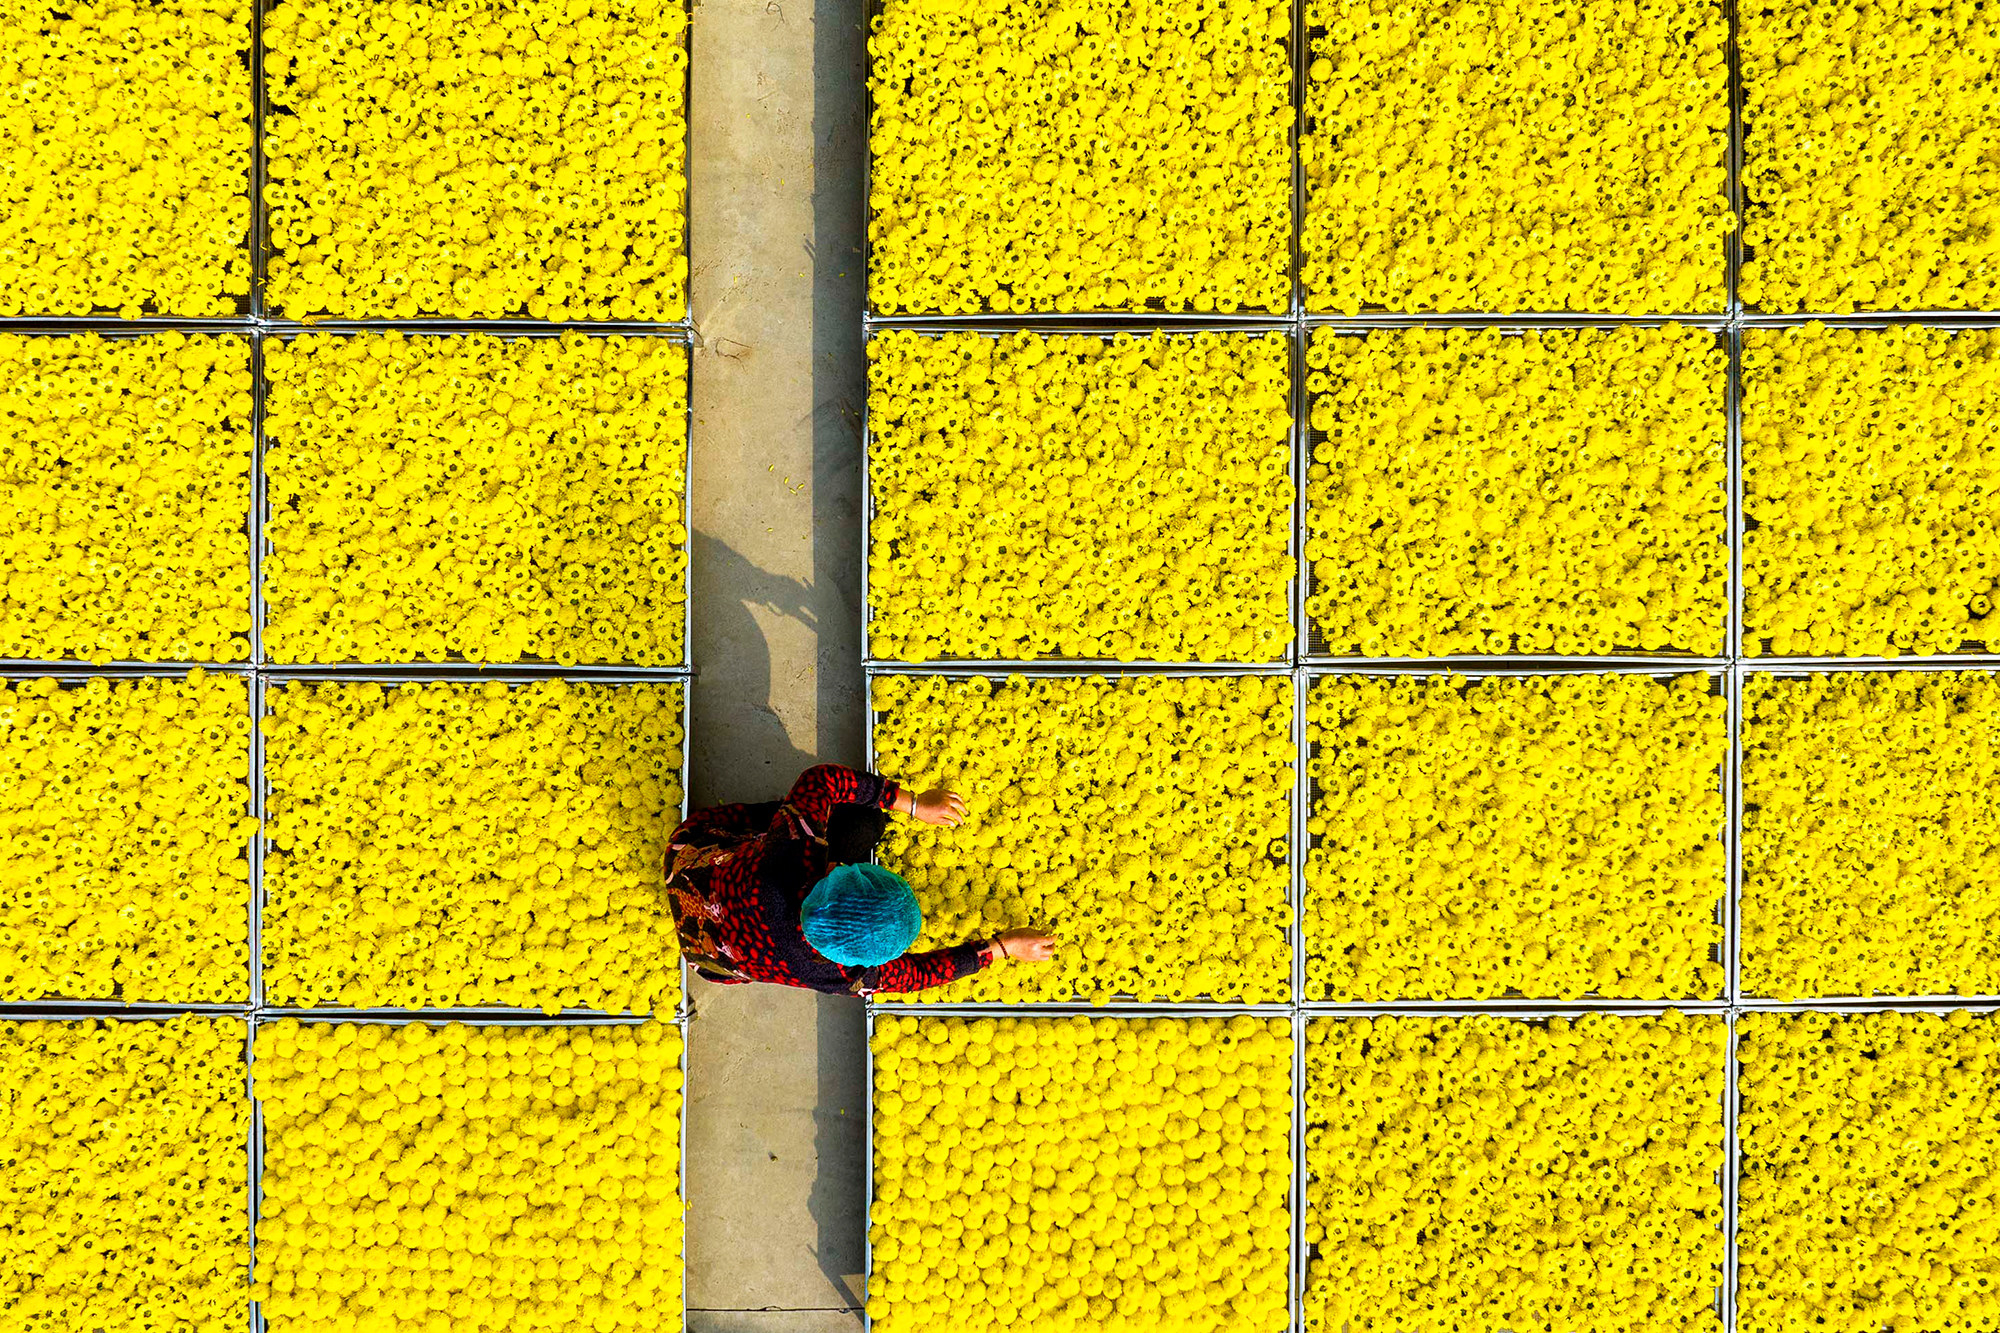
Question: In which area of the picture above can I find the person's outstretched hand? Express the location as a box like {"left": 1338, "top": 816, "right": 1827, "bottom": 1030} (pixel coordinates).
{"left": 912, "top": 787, "right": 967, "bottom": 827}
{"left": 993, "top": 928, "right": 1057, "bottom": 962}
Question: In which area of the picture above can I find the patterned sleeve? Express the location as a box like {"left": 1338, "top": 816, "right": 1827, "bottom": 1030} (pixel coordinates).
{"left": 867, "top": 941, "right": 991, "bottom": 997}
{"left": 783, "top": 764, "right": 902, "bottom": 831}
{"left": 767, "top": 933, "right": 991, "bottom": 998}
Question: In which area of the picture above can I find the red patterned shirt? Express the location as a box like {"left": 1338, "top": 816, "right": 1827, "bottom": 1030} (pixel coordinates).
{"left": 665, "top": 765, "right": 990, "bottom": 996}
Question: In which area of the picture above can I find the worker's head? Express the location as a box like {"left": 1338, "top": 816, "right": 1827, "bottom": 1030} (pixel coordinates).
{"left": 801, "top": 863, "right": 922, "bottom": 967}
{"left": 826, "top": 804, "right": 889, "bottom": 864}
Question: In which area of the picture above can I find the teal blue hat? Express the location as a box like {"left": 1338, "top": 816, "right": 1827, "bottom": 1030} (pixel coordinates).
{"left": 801, "top": 864, "right": 923, "bottom": 967}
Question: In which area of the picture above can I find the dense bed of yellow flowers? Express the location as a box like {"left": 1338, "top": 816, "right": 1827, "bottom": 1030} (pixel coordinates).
{"left": 254, "top": 1019, "right": 683, "bottom": 1333}
{"left": 866, "top": 0, "right": 1291, "bottom": 315}
{"left": 1301, "top": 0, "right": 1730, "bottom": 314}
{"left": 262, "top": 680, "right": 684, "bottom": 1014}
{"left": 264, "top": 333, "right": 688, "bottom": 667}
{"left": 1305, "top": 1013, "right": 1725, "bottom": 1333}
{"left": 0, "top": 1017, "right": 249, "bottom": 1333}
{"left": 0, "top": 0, "right": 251, "bottom": 317}
{"left": 866, "top": 331, "right": 1292, "bottom": 663}
{"left": 1738, "top": 1011, "right": 2000, "bottom": 1333}
{"left": 1306, "top": 673, "right": 1726, "bottom": 1001}
{"left": 263, "top": 0, "right": 689, "bottom": 321}
{"left": 0, "top": 333, "right": 252, "bottom": 664}
{"left": 1742, "top": 672, "right": 2000, "bottom": 999}
{"left": 871, "top": 674, "right": 1292, "bottom": 1003}
{"left": 1304, "top": 326, "right": 1728, "bottom": 656}
{"left": 0, "top": 672, "right": 253, "bottom": 1003}
{"left": 1744, "top": 326, "right": 1998, "bottom": 657}
{"left": 870, "top": 1015, "right": 1291, "bottom": 1333}
{"left": 1741, "top": 0, "right": 2000, "bottom": 312}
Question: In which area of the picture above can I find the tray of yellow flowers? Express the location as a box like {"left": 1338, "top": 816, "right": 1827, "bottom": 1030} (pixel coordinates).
{"left": 1300, "top": 324, "right": 1735, "bottom": 665}
{"left": 253, "top": 0, "right": 692, "bottom": 329}
{"left": 253, "top": 673, "right": 690, "bottom": 1021}
{"left": 246, "top": 1012, "right": 687, "bottom": 1333}
{"left": 859, "top": 0, "right": 1298, "bottom": 324}
{"left": 1299, "top": 1008, "right": 1730, "bottom": 1333}
{"left": 0, "top": 1014, "right": 256, "bottom": 1330}
{"left": 863, "top": 666, "right": 1300, "bottom": 1009}
{"left": 1738, "top": 322, "right": 2000, "bottom": 663}
{"left": 253, "top": 327, "right": 694, "bottom": 673}
{"left": 0, "top": 330, "right": 257, "bottom": 670}
{"left": 863, "top": 1010, "right": 1302, "bottom": 1333}
{"left": 1731, "top": 1005, "right": 2000, "bottom": 1333}
{"left": 0, "top": 0, "right": 255, "bottom": 323}
{"left": 1298, "top": 0, "right": 1733, "bottom": 321}
{"left": 1299, "top": 666, "right": 1732, "bottom": 1012}
{"left": 1736, "top": 664, "right": 2000, "bottom": 1008}
{"left": 861, "top": 325, "right": 1304, "bottom": 670}
{"left": 1736, "top": 0, "right": 2000, "bottom": 319}
{"left": 0, "top": 669, "right": 258, "bottom": 1011}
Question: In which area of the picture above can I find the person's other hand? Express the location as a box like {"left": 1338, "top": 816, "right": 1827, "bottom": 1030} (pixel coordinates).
{"left": 912, "top": 787, "right": 966, "bottom": 827}
{"left": 994, "top": 928, "right": 1057, "bottom": 962}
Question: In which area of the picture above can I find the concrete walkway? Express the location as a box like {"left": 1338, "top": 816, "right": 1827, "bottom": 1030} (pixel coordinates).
{"left": 685, "top": 0, "right": 872, "bottom": 1324}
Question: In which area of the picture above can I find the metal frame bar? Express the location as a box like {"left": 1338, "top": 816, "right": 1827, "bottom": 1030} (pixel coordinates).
{"left": 863, "top": 1007, "right": 875, "bottom": 1332}
{"left": 1302, "top": 312, "right": 1733, "bottom": 330}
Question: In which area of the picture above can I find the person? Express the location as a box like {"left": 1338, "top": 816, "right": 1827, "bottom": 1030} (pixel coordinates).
{"left": 664, "top": 763, "right": 1057, "bottom": 996}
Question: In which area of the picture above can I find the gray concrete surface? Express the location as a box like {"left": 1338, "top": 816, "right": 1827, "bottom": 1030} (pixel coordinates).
{"left": 684, "top": 0, "right": 871, "bottom": 1321}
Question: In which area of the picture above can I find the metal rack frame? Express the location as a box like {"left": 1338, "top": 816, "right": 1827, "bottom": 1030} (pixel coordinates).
{"left": 0, "top": 1006, "right": 692, "bottom": 1333}
{"left": 8, "top": 660, "right": 695, "bottom": 1333}
{"left": 0, "top": 8, "right": 702, "bottom": 1333}
{"left": 857, "top": 645, "right": 2000, "bottom": 1333}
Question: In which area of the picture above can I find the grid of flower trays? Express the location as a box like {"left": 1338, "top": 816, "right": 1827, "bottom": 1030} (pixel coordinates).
{"left": 859, "top": 0, "right": 2000, "bottom": 1328}
{"left": 0, "top": 2, "right": 696, "bottom": 1331}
